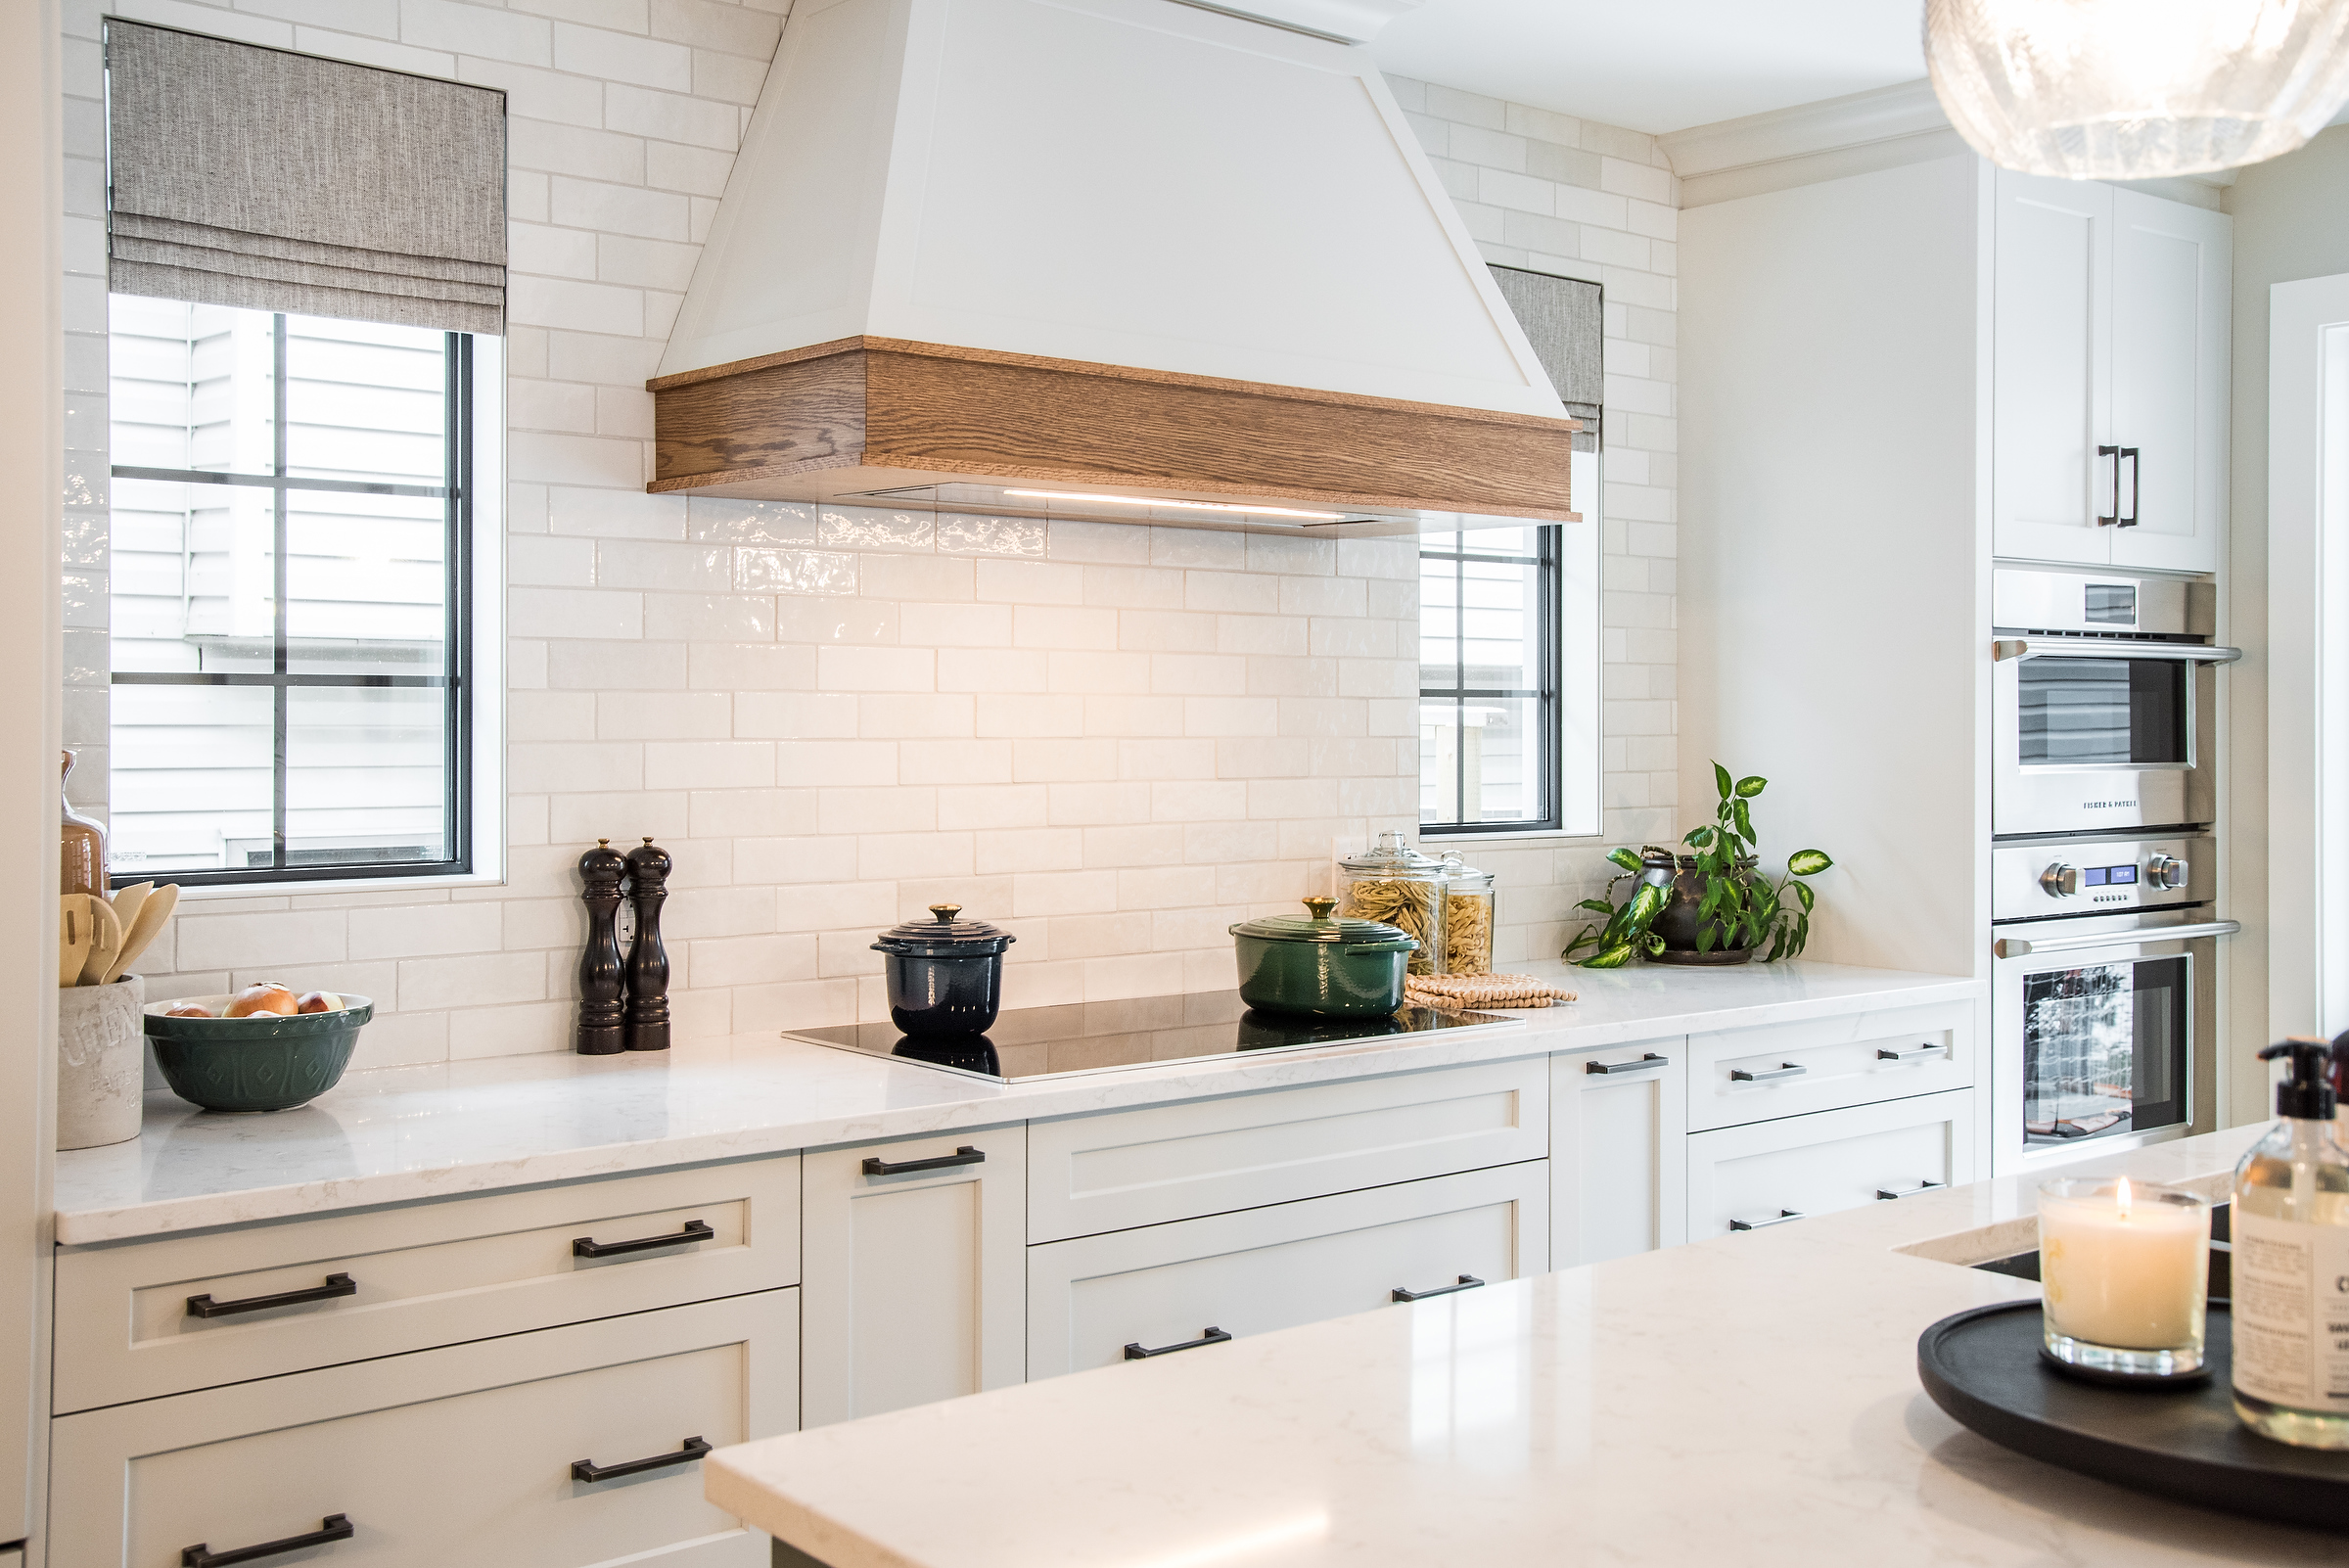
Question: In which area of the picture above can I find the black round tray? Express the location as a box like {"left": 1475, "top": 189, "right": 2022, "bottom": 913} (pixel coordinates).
{"left": 1918, "top": 1301, "right": 2349, "bottom": 1533}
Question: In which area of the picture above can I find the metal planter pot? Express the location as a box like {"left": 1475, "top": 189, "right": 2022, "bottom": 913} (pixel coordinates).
{"left": 1229, "top": 898, "right": 1417, "bottom": 1019}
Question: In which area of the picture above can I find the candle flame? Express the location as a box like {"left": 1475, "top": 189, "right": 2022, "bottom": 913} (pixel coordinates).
{"left": 2117, "top": 1176, "right": 2133, "bottom": 1220}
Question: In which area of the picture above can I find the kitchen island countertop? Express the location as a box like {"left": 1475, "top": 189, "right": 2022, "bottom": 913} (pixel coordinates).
{"left": 711, "top": 1123, "right": 2330, "bottom": 1568}
{"left": 54, "top": 959, "right": 1977, "bottom": 1244}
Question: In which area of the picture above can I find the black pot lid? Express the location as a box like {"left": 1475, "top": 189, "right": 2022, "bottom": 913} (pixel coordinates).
{"left": 1228, "top": 897, "right": 1416, "bottom": 949}
{"left": 873, "top": 903, "right": 1017, "bottom": 955}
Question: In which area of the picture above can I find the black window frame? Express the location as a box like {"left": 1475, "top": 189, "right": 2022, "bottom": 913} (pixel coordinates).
{"left": 1416, "top": 524, "right": 1563, "bottom": 837}
{"left": 108, "top": 309, "right": 475, "bottom": 890}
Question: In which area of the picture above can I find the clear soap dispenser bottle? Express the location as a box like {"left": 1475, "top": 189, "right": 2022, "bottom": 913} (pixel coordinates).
{"left": 2232, "top": 1040, "right": 2349, "bottom": 1448}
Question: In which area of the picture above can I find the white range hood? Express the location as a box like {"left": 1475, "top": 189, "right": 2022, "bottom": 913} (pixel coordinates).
{"left": 646, "top": 0, "right": 1580, "bottom": 530}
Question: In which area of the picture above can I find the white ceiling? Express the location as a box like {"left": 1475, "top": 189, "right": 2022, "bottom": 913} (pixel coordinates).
{"left": 1367, "top": 0, "right": 1929, "bottom": 137}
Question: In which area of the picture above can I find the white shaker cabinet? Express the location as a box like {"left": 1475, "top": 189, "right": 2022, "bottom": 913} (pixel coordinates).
{"left": 1685, "top": 1088, "right": 1977, "bottom": 1240}
{"left": 1025, "top": 1162, "right": 1546, "bottom": 1379}
{"left": 1550, "top": 1042, "right": 1686, "bottom": 1266}
{"left": 1991, "top": 168, "right": 2227, "bottom": 573}
{"left": 799, "top": 1126, "right": 1027, "bottom": 1428}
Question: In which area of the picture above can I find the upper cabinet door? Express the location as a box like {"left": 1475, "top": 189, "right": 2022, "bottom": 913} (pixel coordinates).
{"left": 1993, "top": 169, "right": 2114, "bottom": 566}
{"left": 2109, "top": 190, "right": 2231, "bottom": 574}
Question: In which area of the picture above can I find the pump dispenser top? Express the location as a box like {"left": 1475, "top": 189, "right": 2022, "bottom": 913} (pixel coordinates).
{"left": 2262, "top": 1039, "right": 2338, "bottom": 1121}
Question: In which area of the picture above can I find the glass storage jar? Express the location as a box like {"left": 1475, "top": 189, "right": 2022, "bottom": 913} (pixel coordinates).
{"left": 1438, "top": 854, "right": 1496, "bottom": 976}
{"left": 1337, "top": 833, "right": 1449, "bottom": 976}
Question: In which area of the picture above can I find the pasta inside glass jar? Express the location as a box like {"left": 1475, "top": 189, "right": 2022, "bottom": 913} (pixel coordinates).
{"left": 1343, "top": 878, "right": 1441, "bottom": 976}
{"left": 1443, "top": 889, "right": 1494, "bottom": 975}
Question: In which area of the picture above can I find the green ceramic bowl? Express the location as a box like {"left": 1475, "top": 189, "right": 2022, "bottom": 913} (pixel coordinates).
{"left": 143, "top": 993, "right": 373, "bottom": 1113}
{"left": 1228, "top": 899, "right": 1417, "bottom": 1018}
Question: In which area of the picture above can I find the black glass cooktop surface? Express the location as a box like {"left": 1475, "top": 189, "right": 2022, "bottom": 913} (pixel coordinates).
{"left": 784, "top": 991, "right": 1516, "bottom": 1084}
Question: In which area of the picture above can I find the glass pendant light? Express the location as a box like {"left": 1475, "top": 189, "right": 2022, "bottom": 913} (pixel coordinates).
{"left": 1924, "top": 0, "right": 2349, "bottom": 178}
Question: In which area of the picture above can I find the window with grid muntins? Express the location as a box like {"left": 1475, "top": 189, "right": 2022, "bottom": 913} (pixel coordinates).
{"left": 107, "top": 298, "right": 473, "bottom": 887}
{"left": 1418, "top": 525, "right": 1562, "bottom": 834}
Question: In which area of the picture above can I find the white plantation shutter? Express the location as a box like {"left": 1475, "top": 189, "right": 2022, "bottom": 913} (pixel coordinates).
{"left": 105, "top": 22, "right": 506, "bottom": 335}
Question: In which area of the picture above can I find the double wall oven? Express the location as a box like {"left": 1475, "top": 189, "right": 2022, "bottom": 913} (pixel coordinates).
{"left": 1989, "top": 570, "right": 2238, "bottom": 1175}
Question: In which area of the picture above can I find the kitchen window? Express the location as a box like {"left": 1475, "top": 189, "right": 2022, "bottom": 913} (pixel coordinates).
{"left": 1419, "top": 524, "right": 1562, "bottom": 832}
{"left": 105, "top": 298, "right": 494, "bottom": 887}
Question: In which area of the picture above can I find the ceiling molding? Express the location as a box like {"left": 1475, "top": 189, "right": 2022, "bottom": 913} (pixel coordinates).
{"left": 1658, "top": 76, "right": 2238, "bottom": 206}
{"left": 1178, "top": 0, "right": 1422, "bottom": 42}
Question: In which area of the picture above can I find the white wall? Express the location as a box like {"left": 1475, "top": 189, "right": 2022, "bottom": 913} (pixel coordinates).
{"left": 1680, "top": 156, "right": 1988, "bottom": 975}
{"left": 2222, "top": 124, "right": 2349, "bottom": 1113}
{"left": 63, "top": 5, "right": 1683, "bottom": 1063}
{"left": 1388, "top": 79, "right": 1682, "bottom": 965}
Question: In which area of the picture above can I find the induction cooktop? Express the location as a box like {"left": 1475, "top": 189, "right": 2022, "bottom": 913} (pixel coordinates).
{"left": 782, "top": 991, "right": 1519, "bottom": 1084}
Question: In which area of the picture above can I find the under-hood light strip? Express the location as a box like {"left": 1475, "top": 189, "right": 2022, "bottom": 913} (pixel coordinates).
{"left": 1001, "top": 488, "right": 1347, "bottom": 521}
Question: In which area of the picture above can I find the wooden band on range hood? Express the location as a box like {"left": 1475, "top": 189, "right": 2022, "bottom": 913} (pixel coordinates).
{"left": 644, "top": 336, "right": 1581, "bottom": 521}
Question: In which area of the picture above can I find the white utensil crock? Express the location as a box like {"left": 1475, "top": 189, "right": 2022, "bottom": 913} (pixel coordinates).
{"left": 57, "top": 974, "right": 144, "bottom": 1150}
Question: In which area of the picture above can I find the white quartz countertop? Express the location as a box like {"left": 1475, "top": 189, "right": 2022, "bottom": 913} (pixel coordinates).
{"left": 709, "top": 1125, "right": 2336, "bottom": 1568}
{"left": 53, "top": 960, "right": 1977, "bottom": 1245}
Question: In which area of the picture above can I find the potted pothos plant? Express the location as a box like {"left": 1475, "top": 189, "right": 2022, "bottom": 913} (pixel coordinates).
{"left": 1563, "top": 763, "right": 1833, "bottom": 969}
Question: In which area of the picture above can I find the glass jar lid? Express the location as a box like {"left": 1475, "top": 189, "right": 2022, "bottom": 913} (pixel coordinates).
{"left": 1437, "top": 851, "right": 1494, "bottom": 890}
{"left": 1338, "top": 830, "right": 1450, "bottom": 882}
{"left": 872, "top": 903, "right": 1017, "bottom": 956}
{"left": 1229, "top": 897, "right": 1418, "bottom": 949}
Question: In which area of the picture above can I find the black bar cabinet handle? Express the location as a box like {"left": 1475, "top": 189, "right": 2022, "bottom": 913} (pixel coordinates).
{"left": 1729, "top": 1063, "right": 1807, "bottom": 1083}
{"left": 573, "top": 1220, "right": 715, "bottom": 1259}
{"left": 1392, "top": 1274, "right": 1485, "bottom": 1302}
{"left": 186, "top": 1273, "right": 357, "bottom": 1319}
{"left": 862, "top": 1145, "right": 985, "bottom": 1176}
{"left": 1877, "top": 1180, "right": 1945, "bottom": 1201}
{"left": 1729, "top": 1209, "right": 1806, "bottom": 1231}
{"left": 571, "top": 1436, "right": 713, "bottom": 1484}
{"left": 1876, "top": 1043, "right": 1945, "bottom": 1063}
{"left": 182, "top": 1513, "right": 353, "bottom": 1567}
{"left": 1124, "top": 1326, "right": 1232, "bottom": 1360}
{"left": 2096, "top": 443, "right": 2120, "bottom": 526}
{"left": 1586, "top": 1053, "right": 1668, "bottom": 1075}
{"left": 2119, "top": 446, "right": 2141, "bottom": 526}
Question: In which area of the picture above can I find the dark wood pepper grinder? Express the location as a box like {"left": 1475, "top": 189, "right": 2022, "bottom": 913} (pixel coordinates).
{"left": 622, "top": 837, "right": 672, "bottom": 1052}
{"left": 576, "top": 839, "right": 628, "bottom": 1055}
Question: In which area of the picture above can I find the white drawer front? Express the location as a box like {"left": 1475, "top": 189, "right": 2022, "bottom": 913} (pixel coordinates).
{"left": 1027, "top": 1161, "right": 1547, "bottom": 1378}
{"left": 1687, "top": 999, "right": 1976, "bottom": 1131}
{"left": 50, "top": 1289, "right": 798, "bottom": 1568}
{"left": 1028, "top": 1058, "right": 1547, "bottom": 1243}
{"left": 56, "top": 1158, "right": 800, "bottom": 1413}
{"left": 1686, "top": 1088, "right": 1977, "bottom": 1239}
{"left": 1551, "top": 1042, "right": 1687, "bottom": 1267}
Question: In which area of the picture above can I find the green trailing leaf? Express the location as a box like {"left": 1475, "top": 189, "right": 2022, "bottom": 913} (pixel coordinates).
{"left": 1582, "top": 942, "right": 1636, "bottom": 969}
{"left": 1605, "top": 845, "right": 1643, "bottom": 873}
{"left": 1684, "top": 825, "right": 1716, "bottom": 851}
{"left": 1786, "top": 849, "right": 1833, "bottom": 877}
{"left": 1713, "top": 761, "right": 1733, "bottom": 801}
{"left": 1576, "top": 898, "right": 1617, "bottom": 914}
{"left": 1791, "top": 880, "right": 1815, "bottom": 913}
{"left": 1735, "top": 775, "right": 1767, "bottom": 798}
{"left": 1731, "top": 798, "right": 1754, "bottom": 843}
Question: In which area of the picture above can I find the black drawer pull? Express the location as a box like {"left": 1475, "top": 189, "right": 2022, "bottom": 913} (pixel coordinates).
{"left": 1877, "top": 1180, "right": 1944, "bottom": 1201}
{"left": 573, "top": 1220, "right": 715, "bottom": 1259}
{"left": 1392, "top": 1274, "right": 1485, "bottom": 1302}
{"left": 1124, "top": 1327, "right": 1231, "bottom": 1360}
{"left": 1586, "top": 1052, "right": 1668, "bottom": 1075}
{"left": 862, "top": 1145, "right": 985, "bottom": 1176}
{"left": 1729, "top": 1062, "right": 1807, "bottom": 1083}
{"left": 571, "top": 1436, "right": 713, "bottom": 1484}
{"left": 1876, "top": 1043, "right": 1944, "bottom": 1063}
{"left": 1729, "top": 1209, "right": 1806, "bottom": 1231}
{"left": 186, "top": 1273, "right": 357, "bottom": 1319}
{"left": 182, "top": 1513, "right": 352, "bottom": 1567}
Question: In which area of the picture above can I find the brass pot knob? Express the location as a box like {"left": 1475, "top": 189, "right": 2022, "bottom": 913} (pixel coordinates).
{"left": 929, "top": 903, "right": 963, "bottom": 922}
{"left": 1303, "top": 896, "right": 1337, "bottom": 920}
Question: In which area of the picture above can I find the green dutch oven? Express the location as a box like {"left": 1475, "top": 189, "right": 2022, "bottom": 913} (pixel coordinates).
{"left": 144, "top": 993, "right": 374, "bottom": 1113}
{"left": 1229, "top": 898, "right": 1418, "bottom": 1018}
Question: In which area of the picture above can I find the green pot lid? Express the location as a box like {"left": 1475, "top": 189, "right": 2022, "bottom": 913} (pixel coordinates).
{"left": 1338, "top": 830, "right": 1449, "bottom": 880}
{"left": 1229, "top": 897, "right": 1418, "bottom": 948}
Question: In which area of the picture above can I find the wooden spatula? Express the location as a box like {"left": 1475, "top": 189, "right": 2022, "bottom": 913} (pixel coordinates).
{"left": 109, "top": 882, "right": 178, "bottom": 983}
{"left": 58, "top": 896, "right": 93, "bottom": 989}
{"left": 75, "top": 895, "right": 123, "bottom": 988}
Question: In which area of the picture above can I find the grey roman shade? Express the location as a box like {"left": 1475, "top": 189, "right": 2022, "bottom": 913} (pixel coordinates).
{"left": 1490, "top": 265, "right": 1602, "bottom": 451}
{"left": 105, "top": 22, "right": 506, "bottom": 335}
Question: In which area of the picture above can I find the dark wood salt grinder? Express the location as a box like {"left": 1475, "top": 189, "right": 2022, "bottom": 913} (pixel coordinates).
{"left": 623, "top": 837, "right": 672, "bottom": 1052}
{"left": 575, "top": 838, "right": 627, "bottom": 1055}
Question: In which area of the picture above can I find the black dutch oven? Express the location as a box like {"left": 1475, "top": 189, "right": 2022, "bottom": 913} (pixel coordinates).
{"left": 872, "top": 904, "right": 1015, "bottom": 1036}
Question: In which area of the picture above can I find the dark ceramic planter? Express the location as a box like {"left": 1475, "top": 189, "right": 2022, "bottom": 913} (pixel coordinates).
{"left": 1649, "top": 855, "right": 1760, "bottom": 966}
{"left": 143, "top": 994, "right": 374, "bottom": 1112}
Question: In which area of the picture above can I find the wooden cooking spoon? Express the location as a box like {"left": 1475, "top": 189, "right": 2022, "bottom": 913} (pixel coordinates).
{"left": 108, "top": 882, "right": 178, "bottom": 984}
{"left": 74, "top": 895, "right": 123, "bottom": 988}
{"left": 58, "top": 896, "right": 93, "bottom": 989}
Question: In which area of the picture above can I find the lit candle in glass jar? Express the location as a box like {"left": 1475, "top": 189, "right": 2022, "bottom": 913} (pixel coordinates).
{"left": 2039, "top": 1176, "right": 2211, "bottom": 1378}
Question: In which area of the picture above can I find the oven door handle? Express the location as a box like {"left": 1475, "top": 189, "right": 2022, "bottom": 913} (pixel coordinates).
{"left": 1992, "top": 639, "right": 2241, "bottom": 665}
{"left": 1995, "top": 919, "right": 2238, "bottom": 959}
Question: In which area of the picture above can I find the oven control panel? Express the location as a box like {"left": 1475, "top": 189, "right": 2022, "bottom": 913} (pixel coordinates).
{"left": 1994, "top": 836, "right": 2209, "bottom": 923}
